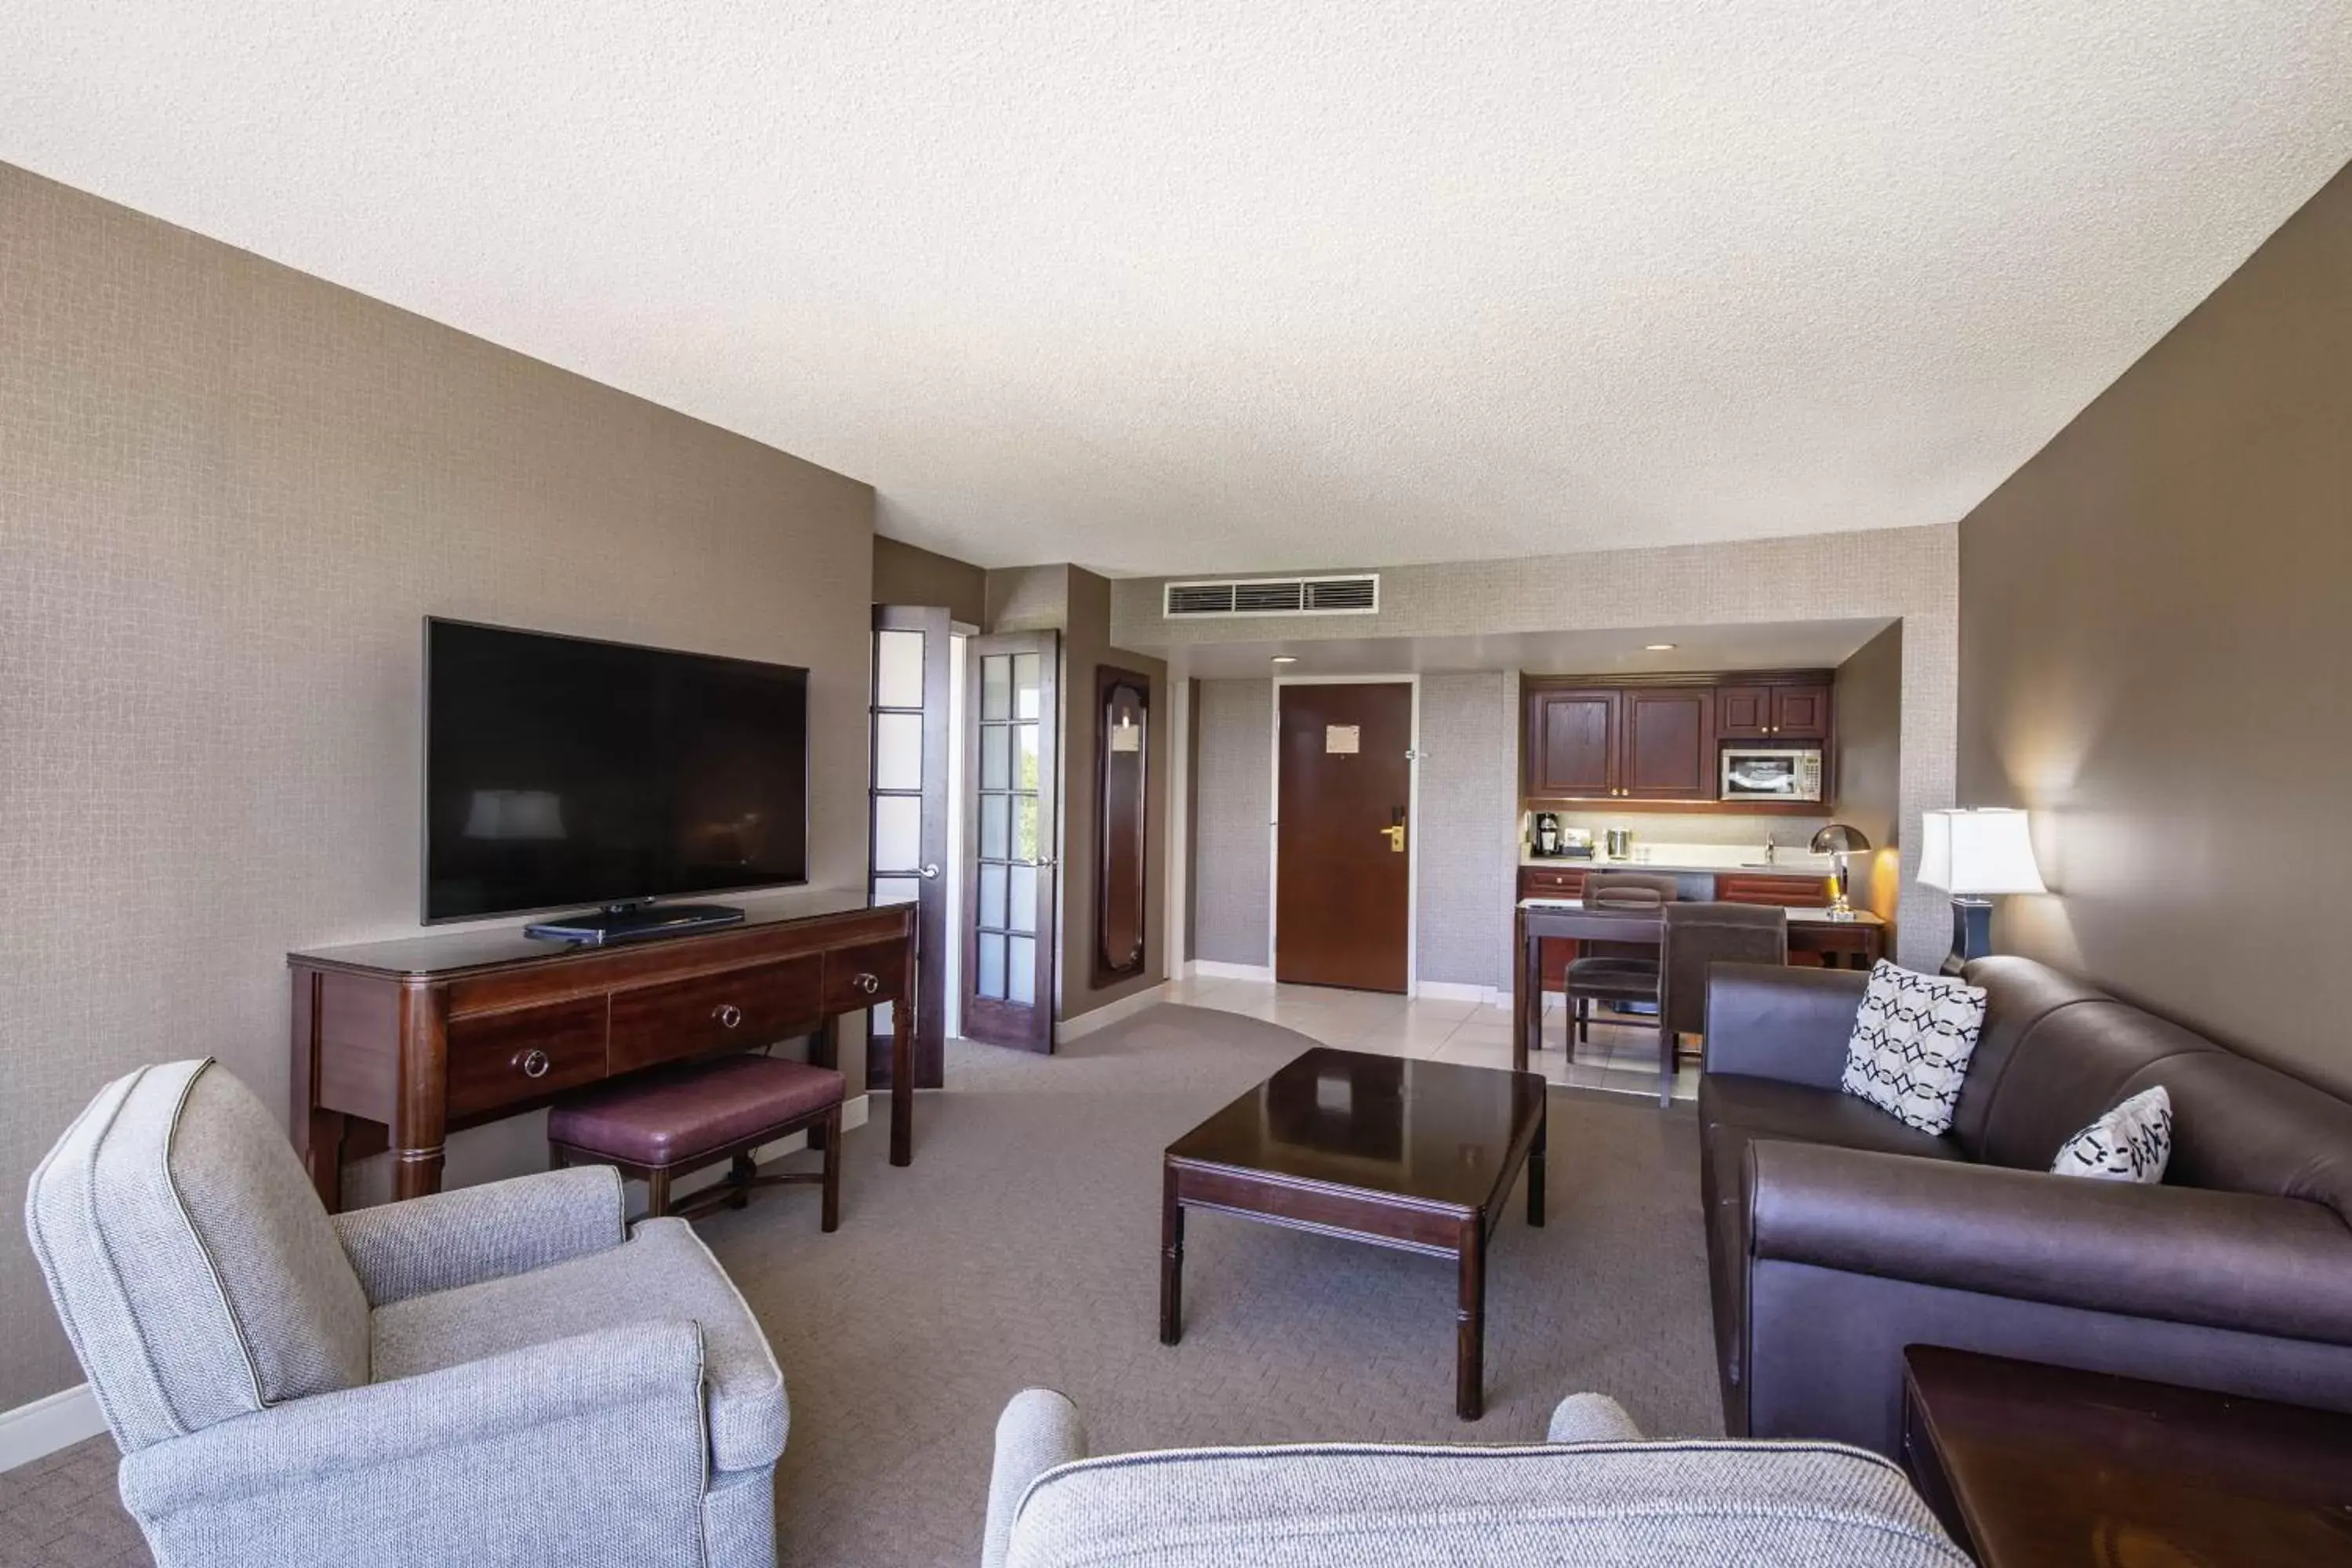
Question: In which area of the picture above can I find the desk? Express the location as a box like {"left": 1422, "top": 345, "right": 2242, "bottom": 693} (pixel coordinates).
{"left": 1511, "top": 898, "right": 1886, "bottom": 1083}
{"left": 289, "top": 892, "right": 916, "bottom": 1210}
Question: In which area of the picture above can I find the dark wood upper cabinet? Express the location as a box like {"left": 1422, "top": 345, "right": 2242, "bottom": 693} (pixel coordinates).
{"left": 1619, "top": 688, "right": 1716, "bottom": 799}
{"left": 1526, "top": 669, "right": 1836, "bottom": 808}
{"left": 1716, "top": 685, "right": 1773, "bottom": 739}
{"left": 1771, "top": 684, "right": 1830, "bottom": 739}
{"left": 1526, "top": 688, "right": 1617, "bottom": 797}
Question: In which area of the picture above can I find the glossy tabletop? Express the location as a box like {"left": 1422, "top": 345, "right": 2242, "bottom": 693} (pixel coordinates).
{"left": 1904, "top": 1345, "right": 2352, "bottom": 1566}
{"left": 1165, "top": 1047, "right": 1548, "bottom": 1215}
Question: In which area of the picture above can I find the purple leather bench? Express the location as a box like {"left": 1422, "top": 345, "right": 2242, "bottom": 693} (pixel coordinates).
{"left": 550, "top": 1053, "right": 846, "bottom": 1229}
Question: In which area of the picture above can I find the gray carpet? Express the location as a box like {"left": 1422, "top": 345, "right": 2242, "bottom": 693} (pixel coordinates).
{"left": 1, "top": 1002, "right": 1719, "bottom": 1567}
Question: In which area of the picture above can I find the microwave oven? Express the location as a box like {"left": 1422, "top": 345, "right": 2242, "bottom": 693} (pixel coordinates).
{"left": 1721, "top": 746, "right": 1824, "bottom": 803}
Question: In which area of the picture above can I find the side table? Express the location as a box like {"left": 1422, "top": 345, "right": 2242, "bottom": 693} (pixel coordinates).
{"left": 1900, "top": 1345, "right": 2352, "bottom": 1566}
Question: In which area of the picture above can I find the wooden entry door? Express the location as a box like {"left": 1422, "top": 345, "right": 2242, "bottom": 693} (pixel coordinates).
{"left": 963, "top": 631, "right": 1059, "bottom": 1050}
{"left": 1276, "top": 683, "right": 1413, "bottom": 993}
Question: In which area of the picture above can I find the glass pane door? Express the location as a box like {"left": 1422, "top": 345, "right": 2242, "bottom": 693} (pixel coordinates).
{"left": 868, "top": 605, "right": 951, "bottom": 1087}
{"left": 963, "top": 631, "right": 1058, "bottom": 1050}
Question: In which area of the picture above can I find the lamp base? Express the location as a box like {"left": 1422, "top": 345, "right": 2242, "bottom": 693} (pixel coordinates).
{"left": 1940, "top": 898, "right": 1994, "bottom": 977}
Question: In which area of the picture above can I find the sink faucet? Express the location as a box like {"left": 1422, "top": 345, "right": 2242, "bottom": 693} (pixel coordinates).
{"left": 1764, "top": 833, "right": 1777, "bottom": 866}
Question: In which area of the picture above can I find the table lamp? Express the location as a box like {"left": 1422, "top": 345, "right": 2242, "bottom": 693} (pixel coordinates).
{"left": 1808, "top": 824, "right": 1872, "bottom": 920}
{"left": 1918, "top": 808, "right": 2045, "bottom": 975}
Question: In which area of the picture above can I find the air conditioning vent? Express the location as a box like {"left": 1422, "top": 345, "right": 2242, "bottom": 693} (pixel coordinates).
{"left": 1162, "top": 574, "right": 1380, "bottom": 619}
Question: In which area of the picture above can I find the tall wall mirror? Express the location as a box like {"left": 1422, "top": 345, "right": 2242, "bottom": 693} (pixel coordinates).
{"left": 1093, "top": 666, "right": 1151, "bottom": 985}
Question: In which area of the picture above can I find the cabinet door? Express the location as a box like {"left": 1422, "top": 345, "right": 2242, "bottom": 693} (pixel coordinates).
{"left": 1527, "top": 689, "right": 1617, "bottom": 797}
{"left": 1619, "top": 688, "right": 1716, "bottom": 799}
{"left": 1772, "top": 684, "right": 1831, "bottom": 739}
{"left": 1716, "top": 685, "right": 1773, "bottom": 739}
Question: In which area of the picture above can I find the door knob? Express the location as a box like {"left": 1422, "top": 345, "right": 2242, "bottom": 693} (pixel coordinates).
{"left": 919, "top": 863, "right": 941, "bottom": 879}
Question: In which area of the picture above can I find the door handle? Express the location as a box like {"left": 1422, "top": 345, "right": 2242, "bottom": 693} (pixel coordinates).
{"left": 919, "top": 863, "right": 941, "bottom": 879}
{"left": 1379, "top": 825, "right": 1406, "bottom": 853}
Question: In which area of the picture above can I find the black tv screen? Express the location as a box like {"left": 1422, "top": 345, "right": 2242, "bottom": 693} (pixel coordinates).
{"left": 423, "top": 619, "right": 809, "bottom": 922}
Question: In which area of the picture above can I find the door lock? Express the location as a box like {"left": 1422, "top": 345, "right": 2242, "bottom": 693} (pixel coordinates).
{"left": 1379, "top": 825, "right": 1406, "bottom": 853}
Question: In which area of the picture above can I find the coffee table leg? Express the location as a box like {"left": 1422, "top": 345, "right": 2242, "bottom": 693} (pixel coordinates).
{"left": 1528, "top": 1105, "right": 1547, "bottom": 1229}
{"left": 1159, "top": 1163, "right": 1184, "bottom": 1346}
{"left": 1456, "top": 1221, "right": 1486, "bottom": 1421}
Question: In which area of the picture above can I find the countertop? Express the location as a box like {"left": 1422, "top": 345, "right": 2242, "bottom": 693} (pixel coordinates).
{"left": 1520, "top": 851, "right": 1838, "bottom": 877}
{"left": 1520, "top": 896, "right": 1885, "bottom": 927}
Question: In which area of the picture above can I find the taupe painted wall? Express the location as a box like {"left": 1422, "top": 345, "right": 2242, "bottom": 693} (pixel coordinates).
{"left": 1958, "top": 158, "right": 2352, "bottom": 1097}
{"left": 0, "top": 163, "right": 875, "bottom": 1410}
{"left": 1833, "top": 621, "right": 1904, "bottom": 917}
{"left": 873, "top": 535, "right": 986, "bottom": 626}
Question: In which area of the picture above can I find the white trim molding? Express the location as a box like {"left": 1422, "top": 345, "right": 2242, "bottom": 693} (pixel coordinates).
{"left": 1187, "top": 960, "right": 1274, "bottom": 982}
{"left": 1054, "top": 981, "right": 1172, "bottom": 1044}
{"left": 0, "top": 1382, "right": 107, "bottom": 1472}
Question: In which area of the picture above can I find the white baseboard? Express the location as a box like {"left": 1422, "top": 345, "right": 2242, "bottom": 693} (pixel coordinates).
{"left": 1054, "top": 982, "right": 1171, "bottom": 1044}
{"left": 1186, "top": 960, "right": 1273, "bottom": 982}
{"left": 0, "top": 1382, "right": 107, "bottom": 1472}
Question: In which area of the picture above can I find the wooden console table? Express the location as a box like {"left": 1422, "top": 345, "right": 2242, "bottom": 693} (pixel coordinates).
{"left": 289, "top": 891, "right": 916, "bottom": 1210}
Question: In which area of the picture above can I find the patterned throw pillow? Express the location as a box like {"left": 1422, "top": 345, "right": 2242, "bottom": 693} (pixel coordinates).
{"left": 2050, "top": 1086, "right": 2172, "bottom": 1183}
{"left": 1839, "top": 960, "right": 1989, "bottom": 1134}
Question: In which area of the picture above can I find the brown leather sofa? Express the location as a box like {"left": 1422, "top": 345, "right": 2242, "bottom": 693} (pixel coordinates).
{"left": 1700, "top": 955, "right": 2352, "bottom": 1457}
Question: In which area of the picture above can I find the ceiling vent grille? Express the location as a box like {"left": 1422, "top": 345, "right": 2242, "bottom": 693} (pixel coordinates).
{"left": 1162, "top": 573, "right": 1381, "bottom": 619}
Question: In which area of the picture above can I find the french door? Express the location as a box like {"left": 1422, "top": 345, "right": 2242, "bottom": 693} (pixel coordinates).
{"left": 868, "top": 605, "right": 950, "bottom": 1087}
{"left": 963, "top": 631, "right": 1058, "bottom": 1051}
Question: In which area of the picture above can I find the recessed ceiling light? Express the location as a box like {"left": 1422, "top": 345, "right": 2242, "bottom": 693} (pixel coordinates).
{"left": 1271, "top": 655, "right": 1298, "bottom": 664}
{"left": 1644, "top": 642, "right": 1678, "bottom": 652}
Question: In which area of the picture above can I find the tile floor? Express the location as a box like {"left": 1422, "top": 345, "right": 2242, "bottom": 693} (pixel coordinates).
{"left": 1162, "top": 971, "right": 1702, "bottom": 1102}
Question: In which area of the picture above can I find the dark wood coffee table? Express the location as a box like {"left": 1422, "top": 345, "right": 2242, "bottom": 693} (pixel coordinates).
{"left": 1902, "top": 1345, "right": 2352, "bottom": 1566}
{"left": 1160, "top": 1046, "right": 1548, "bottom": 1420}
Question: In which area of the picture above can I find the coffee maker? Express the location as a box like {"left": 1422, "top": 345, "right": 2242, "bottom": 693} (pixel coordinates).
{"left": 1531, "top": 812, "right": 1563, "bottom": 856}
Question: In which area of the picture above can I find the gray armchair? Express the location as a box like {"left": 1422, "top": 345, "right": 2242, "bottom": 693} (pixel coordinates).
{"left": 24, "top": 1058, "right": 786, "bottom": 1568}
{"left": 981, "top": 1388, "right": 1968, "bottom": 1567}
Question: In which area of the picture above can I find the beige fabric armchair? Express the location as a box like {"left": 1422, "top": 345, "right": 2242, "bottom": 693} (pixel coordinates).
{"left": 25, "top": 1058, "right": 786, "bottom": 1568}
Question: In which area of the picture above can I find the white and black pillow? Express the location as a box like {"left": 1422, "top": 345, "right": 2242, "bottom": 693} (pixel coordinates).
{"left": 1839, "top": 960, "right": 1988, "bottom": 1134}
{"left": 2050, "top": 1086, "right": 2172, "bottom": 1183}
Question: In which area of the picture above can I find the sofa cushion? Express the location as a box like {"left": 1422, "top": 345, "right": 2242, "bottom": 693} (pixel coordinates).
{"left": 1839, "top": 963, "right": 1987, "bottom": 1134}
{"left": 2122, "top": 1051, "right": 2352, "bottom": 1225}
{"left": 371, "top": 1215, "right": 786, "bottom": 1473}
{"left": 1971, "top": 1000, "right": 2219, "bottom": 1172}
{"left": 1005, "top": 1441, "right": 1969, "bottom": 1567}
{"left": 24, "top": 1060, "right": 371, "bottom": 1453}
{"left": 1947, "top": 957, "right": 2111, "bottom": 1157}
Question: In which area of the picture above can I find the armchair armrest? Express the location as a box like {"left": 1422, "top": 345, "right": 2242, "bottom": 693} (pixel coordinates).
{"left": 1546, "top": 1393, "right": 1644, "bottom": 1444}
{"left": 331, "top": 1165, "right": 626, "bottom": 1305}
{"left": 983, "top": 1388, "right": 1089, "bottom": 1568}
{"left": 120, "top": 1319, "right": 708, "bottom": 1527}
{"left": 1748, "top": 1140, "right": 2352, "bottom": 1343}
{"left": 1701, "top": 964, "right": 1866, "bottom": 1088}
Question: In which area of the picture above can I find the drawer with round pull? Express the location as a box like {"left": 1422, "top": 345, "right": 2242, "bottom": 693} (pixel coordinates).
{"left": 822, "top": 939, "right": 907, "bottom": 1012}
{"left": 445, "top": 996, "right": 609, "bottom": 1120}
{"left": 608, "top": 955, "right": 824, "bottom": 1074}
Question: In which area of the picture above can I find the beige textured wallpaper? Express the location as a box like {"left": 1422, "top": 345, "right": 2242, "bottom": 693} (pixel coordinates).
{"left": 0, "top": 162, "right": 875, "bottom": 1410}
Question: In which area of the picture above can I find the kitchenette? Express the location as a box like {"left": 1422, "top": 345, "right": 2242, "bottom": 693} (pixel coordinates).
{"left": 1516, "top": 665, "right": 1895, "bottom": 982}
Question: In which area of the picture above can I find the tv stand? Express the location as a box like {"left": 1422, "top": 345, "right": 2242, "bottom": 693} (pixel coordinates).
{"left": 524, "top": 902, "right": 746, "bottom": 945}
{"left": 288, "top": 892, "right": 916, "bottom": 1208}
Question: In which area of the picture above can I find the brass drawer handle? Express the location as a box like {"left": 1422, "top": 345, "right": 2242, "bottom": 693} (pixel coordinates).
{"left": 854, "top": 972, "right": 880, "bottom": 996}
{"left": 518, "top": 1049, "right": 551, "bottom": 1080}
{"left": 713, "top": 1004, "right": 743, "bottom": 1029}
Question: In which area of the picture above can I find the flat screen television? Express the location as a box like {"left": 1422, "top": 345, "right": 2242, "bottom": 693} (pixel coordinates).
{"left": 423, "top": 618, "right": 809, "bottom": 924}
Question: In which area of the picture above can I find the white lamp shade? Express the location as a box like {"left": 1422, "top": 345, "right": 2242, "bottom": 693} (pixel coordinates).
{"left": 1918, "top": 808, "right": 2045, "bottom": 895}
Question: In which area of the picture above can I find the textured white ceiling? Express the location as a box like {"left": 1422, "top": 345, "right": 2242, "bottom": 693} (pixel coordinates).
{"left": 4, "top": 4, "right": 2347, "bottom": 575}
